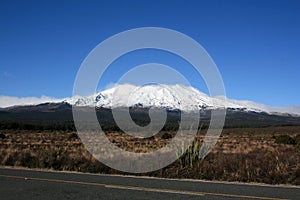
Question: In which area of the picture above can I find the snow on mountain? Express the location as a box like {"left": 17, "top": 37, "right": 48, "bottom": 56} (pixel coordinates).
{"left": 67, "top": 84, "right": 299, "bottom": 115}
{"left": 68, "top": 84, "right": 215, "bottom": 110}
{"left": 0, "top": 96, "right": 63, "bottom": 108}
{"left": 1, "top": 84, "right": 300, "bottom": 116}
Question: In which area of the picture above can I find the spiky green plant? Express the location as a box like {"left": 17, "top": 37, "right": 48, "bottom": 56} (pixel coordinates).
{"left": 175, "top": 140, "right": 202, "bottom": 168}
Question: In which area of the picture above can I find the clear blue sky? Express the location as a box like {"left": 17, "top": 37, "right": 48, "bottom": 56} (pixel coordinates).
{"left": 0, "top": 0, "right": 299, "bottom": 106}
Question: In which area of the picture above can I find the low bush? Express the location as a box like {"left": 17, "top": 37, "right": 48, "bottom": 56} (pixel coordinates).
{"left": 0, "top": 133, "right": 5, "bottom": 139}
{"left": 68, "top": 133, "right": 79, "bottom": 140}
{"left": 296, "top": 143, "right": 300, "bottom": 151}
{"left": 295, "top": 134, "right": 300, "bottom": 144}
{"left": 275, "top": 135, "right": 295, "bottom": 145}
{"left": 161, "top": 133, "right": 172, "bottom": 139}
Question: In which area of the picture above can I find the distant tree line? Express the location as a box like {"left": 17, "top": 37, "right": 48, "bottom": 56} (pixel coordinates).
{"left": 0, "top": 121, "right": 76, "bottom": 131}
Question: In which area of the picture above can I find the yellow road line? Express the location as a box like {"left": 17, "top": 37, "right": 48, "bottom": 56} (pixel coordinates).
{"left": 104, "top": 184, "right": 204, "bottom": 196}
{"left": 0, "top": 174, "right": 288, "bottom": 200}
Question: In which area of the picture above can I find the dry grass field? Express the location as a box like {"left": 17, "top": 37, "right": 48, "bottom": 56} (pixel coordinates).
{"left": 0, "top": 126, "right": 300, "bottom": 185}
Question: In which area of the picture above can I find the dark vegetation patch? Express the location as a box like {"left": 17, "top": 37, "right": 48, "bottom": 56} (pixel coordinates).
{"left": 0, "top": 104, "right": 300, "bottom": 132}
{"left": 161, "top": 132, "right": 173, "bottom": 139}
{"left": 0, "top": 133, "right": 5, "bottom": 139}
{"left": 275, "top": 135, "right": 296, "bottom": 145}
{"left": 274, "top": 134, "right": 300, "bottom": 151}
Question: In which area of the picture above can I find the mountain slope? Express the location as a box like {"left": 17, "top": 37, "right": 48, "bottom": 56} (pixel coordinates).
{"left": 67, "top": 84, "right": 300, "bottom": 116}
{"left": 1, "top": 84, "right": 300, "bottom": 116}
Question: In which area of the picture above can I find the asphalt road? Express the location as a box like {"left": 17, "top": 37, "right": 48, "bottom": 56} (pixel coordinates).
{"left": 0, "top": 167, "right": 299, "bottom": 200}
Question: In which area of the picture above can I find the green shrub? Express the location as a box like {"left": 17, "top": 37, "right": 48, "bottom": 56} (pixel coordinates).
{"left": 295, "top": 134, "right": 300, "bottom": 144}
{"left": 275, "top": 135, "right": 295, "bottom": 145}
{"left": 68, "top": 133, "right": 79, "bottom": 140}
{"left": 296, "top": 143, "right": 300, "bottom": 151}
{"left": 176, "top": 140, "right": 201, "bottom": 168}
{"left": 161, "top": 133, "right": 173, "bottom": 139}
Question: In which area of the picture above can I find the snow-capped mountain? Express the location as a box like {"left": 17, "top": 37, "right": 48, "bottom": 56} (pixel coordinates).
{"left": 65, "top": 84, "right": 300, "bottom": 116}
{"left": 1, "top": 84, "right": 300, "bottom": 116}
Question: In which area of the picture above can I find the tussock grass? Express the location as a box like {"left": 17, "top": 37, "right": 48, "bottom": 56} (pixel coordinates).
{"left": 1, "top": 126, "right": 300, "bottom": 185}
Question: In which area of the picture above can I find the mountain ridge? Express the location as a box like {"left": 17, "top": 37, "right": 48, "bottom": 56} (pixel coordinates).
{"left": 1, "top": 84, "right": 300, "bottom": 116}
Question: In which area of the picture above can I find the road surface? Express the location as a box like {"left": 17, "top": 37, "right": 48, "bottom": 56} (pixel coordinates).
{"left": 0, "top": 167, "right": 299, "bottom": 199}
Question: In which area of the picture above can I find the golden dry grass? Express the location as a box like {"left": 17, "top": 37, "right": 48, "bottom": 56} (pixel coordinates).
{"left": 0, "top": 126, "right": 300, "bottom": 185}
